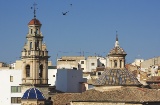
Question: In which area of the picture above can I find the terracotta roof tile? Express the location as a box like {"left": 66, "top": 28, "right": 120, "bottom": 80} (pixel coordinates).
{"left": 28, "top": 18, "right": 41, "bottom": 25}
{"left": 52, "top": 87, "right": 160, "bottom": 105}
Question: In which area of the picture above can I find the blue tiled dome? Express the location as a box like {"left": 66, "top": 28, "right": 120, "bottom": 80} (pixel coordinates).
{"left": 22, "top": 88, "right": 45, "bottom": 100}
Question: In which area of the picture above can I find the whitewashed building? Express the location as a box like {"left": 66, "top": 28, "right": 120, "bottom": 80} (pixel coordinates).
{"left": 86, "top": 56, "right": 98, "bottom": 72}
{"left": 48, "top": 66, "right": 57, "bottom": 86}
{"left": 132, "top": 59, "right": 144, "bottom": 67}
{"left": 57, "top": 56, "right": 106, "bottom": 72}
{"left": 56, "top": 69, "right": 87, "bottom": 93}
{"left": 0, "top": 68, "right": 56, "bottom": 105}
{"left": 0, "top": 69, "right": 21, "bottom": 105}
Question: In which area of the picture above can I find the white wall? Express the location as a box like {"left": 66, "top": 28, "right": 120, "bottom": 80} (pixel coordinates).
{"left": 79, "top": 60, "right": 87, "bottom": 72}
{"left": 97, "top": 57, "right": 106, "bottom": 67}
{"left": 0, "top": 68, "right": 58, "bottom": 105}
{"left": 132, "top": 59, "right": 144, "bottom": 66}
{"left": 56, "top": 69, "right": 86, "bottom": 93}
{"left": 0, "top": 69, "right": 22, "bottom": 105}
{"left": 48, "top": 69, "right": 57, "bottom": 86}
{"left": 86, "top": 57, "right": 97, "bottom": 72}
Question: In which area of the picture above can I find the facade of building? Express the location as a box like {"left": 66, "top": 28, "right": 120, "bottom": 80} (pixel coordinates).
{"left": 0, "top": 67, "right": 56, "bottom": 105}
{"left": 0, "top": 69, "right": 21, "bottom": 105}
{"left": 57, "top": 56, "right": 85, "bottom": 70}
{"left": 86, "top": 56, "right": 98, "bottom": 72}
{"left": 56, "top": 69, "right": 87, "bottom": 93}
{"left": 48, "top": 67, "right": 57, "bottom": 86}
{"left": 57, "top": 56, "right": 106, "bottom": 72}
{"left": 141, "top": 56, "right": 160, "bottom": 68}
{"left": 132, "top": 59, "right": 144, "bottom": 67}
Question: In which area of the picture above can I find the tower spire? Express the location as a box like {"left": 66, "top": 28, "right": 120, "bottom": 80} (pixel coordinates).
{"left": 115, "top": 31, "right": 119, "bottom": 47}
{"left": 116, "top": 31, "right": 118, "bottom": 41}
{"left": 32, "top": 2, "right": 37, "bottom": 18}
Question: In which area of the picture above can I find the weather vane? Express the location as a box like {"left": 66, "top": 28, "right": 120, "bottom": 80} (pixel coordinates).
{"left": 31, "top": 2, "right": 38, "bottom": 18}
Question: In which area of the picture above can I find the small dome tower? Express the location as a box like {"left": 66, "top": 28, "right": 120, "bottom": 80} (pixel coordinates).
{"left": 106, "top": 32, "right": 127, "bottom": 69}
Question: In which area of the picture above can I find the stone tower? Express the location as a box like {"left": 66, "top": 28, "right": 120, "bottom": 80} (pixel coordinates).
{"left": 21, "top": 17, "right": 49, "bottom": 85}
{"left": 106, "top": 34, "right": 127, "bottom": 69}
{"left": 20, "top": 4, "right": 50, "bottom": 98}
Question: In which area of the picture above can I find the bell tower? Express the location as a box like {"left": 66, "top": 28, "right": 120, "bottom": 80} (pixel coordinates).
{"left": 106, "top": 32, "right": 127, "bottom": 69}
{"left": 21, "top": 3, "right": 50, "bottom": 86}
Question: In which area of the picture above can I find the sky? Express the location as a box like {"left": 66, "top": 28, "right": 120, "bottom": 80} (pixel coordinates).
{"left": 0, "top": 0, "right": 160, "bottom": 65}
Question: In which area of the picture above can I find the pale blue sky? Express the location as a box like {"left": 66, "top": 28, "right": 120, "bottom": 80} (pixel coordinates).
{"left": 0, "top": 0, "right": 160, "bottom": 65}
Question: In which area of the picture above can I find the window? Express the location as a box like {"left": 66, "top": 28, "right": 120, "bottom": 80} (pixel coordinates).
{"left": 39, "top": 64, "right": 43, "bottom": 78}
{"left": 31, "top": 29, "right": 32, "bottom": 34}
{"left": 120, "top": 60, "right": 122, "bottom": 68}
{"left": 11, "top": 86, "right": 21, "bottom": 93}
{"left": 81, "top": 61, "right": 84, "bottom": 64}
{"left": 114, "top": 60, "right": 117, "bottom": 68}
{"left": 91, "top": 63, "right": 95, "bottom": 66}
{"left": 98, "top": 72, "right": 101, "bottom": 75}
{"left": 37, "top": 40, "right": 39, "bottom": 49}
{"left": 26, "top": 65, "right": 30, "bottom": 77}
{"left": 30, "top": 42, "right": 32, "bottom": 50}
{"left": 36, "top": 29, "right": 38, "bottom": 34}
{"left": 10, "top": 76, "right": 13, "bottom": 82}
{"left": 35, "top": 41, "right": 39, "bottom": 50}
{"left": 11, "top": 97, "right": 21, "bottom": 103}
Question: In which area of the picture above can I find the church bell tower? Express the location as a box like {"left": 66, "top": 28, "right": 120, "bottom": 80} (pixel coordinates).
{"left": 106, "top": 32, "right": 127, "bottom": 69}
{"left": 21, "top": 4, "right": 50, "bottom": 86}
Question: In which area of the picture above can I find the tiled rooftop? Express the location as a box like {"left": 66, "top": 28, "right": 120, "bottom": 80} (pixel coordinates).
{"left": 108, "top": 46, "right": 126, "bottom": 55}
{"left": 52, "top": 87, "right": 160, "bottom": 105}
{"left": 22, "top": 88, "right": 45, "bottom": 100}
{"left": 93, "top": 69, "right": 141, "bottom": 86}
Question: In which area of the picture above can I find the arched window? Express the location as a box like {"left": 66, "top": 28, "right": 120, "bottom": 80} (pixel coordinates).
{"left": 110, "top": 60, "right": 112, "bottom": 67}
{"left": 114, "top": 60, "right": 117, "bottom": 68}
{"left": 37, "top": 41, "right": 39, "bottom": 49}
{"left": 35, "top": 42, "right": 37, "bottom": 50}
{"left": 35, "top": 41, "right": 39, "bottom": 50}
{"left": 31, "top": 29, "right": 32, "bottom": 34}
{"left": 30, "top": 42, "right": 32, "bottom": 50}
{"left": 120, "top": 60, "right": 122, "bottom": 68}
{"left": 26, "top": 65, "right": 30, "bottom": 77}
{"left": 36, "top": 29, "right": 38, "bottom": 34}
{"left": 39, "top": 64, "right": 43, "bottom": 78}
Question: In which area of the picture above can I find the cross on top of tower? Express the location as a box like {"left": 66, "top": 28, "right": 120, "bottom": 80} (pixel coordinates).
{"left": 31, "top": 2, "right": 38, "bottom": 18}
{"left": 116, "top": 31, "right": 118, "bottom": 41}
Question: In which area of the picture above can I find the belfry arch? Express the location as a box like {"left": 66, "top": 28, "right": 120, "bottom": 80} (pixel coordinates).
{"left": 26, "top": 65, "right": 30, "bottom": 77}
{"left": 39, "top": 64, "right": 43, "bottom": 78}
